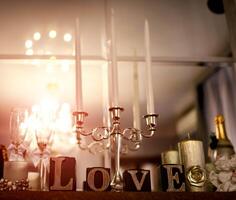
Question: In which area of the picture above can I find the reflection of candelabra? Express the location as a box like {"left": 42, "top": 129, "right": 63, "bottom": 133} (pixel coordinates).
{"left": 73, "top": 107, "right": 158, "bottom": 192}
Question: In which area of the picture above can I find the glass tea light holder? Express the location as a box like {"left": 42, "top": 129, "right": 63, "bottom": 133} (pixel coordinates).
{"left": 33, "top": 116, "right": 55, "bottom": 191}
{"left": 9, "top": 107, "right": 29, "bottom": 161}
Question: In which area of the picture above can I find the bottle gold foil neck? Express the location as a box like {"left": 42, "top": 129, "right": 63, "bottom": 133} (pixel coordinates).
{"left": 215, "top": 115, "right": 224, "bottom": 124}
{"left": 215, "top": 115, "right": 228, "bottom": 141}
{"left": 0, "top": 145, "right": 8, "bottom": 161}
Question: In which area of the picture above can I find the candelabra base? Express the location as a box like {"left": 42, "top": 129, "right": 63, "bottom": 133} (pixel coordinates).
{"left": 110, "top": 172, "right": 123, "bottom": 192}
{"left": 39, "top": 158, "right": 49, "bottom": 191}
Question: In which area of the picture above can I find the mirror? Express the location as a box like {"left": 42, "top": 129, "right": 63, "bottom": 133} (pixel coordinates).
{"left": 0, "top": 0, "right": 232, "bottom": 168}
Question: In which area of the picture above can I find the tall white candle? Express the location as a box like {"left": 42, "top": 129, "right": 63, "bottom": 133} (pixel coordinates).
{"left": 75, "top": 18, "right": 83, "bottom": 111}
{"left": 102, "top": 63, "right": 112, "bottom": 169}
{"left": 102, "top": 63, "right": 110, "bottom": 127}
{"left": 133, "top": 51, "right": 141, "bottom": 130}
{"left": 110, "top": 9, "right": 119, "bottom": 107}
{"left": 144, "top": 19, "right": 155, "bottom": 114}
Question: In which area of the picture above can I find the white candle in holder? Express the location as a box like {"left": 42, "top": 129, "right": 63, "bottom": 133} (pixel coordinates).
{"left": 75, "top": 18, "right": 83, "bottom": 111}
{"left": 133, "top": 52, "right": 141, "bottom": 130}
{"left": 161, "top": 150, "right": 180, "bottom": 165}
{"left": 144, "top": 19, "right": 155, "bottom": 114}
{"left": 111, "top": 9, "right": 119, "bottom": 107}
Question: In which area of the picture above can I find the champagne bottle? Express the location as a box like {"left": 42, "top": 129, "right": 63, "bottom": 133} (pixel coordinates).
{"left": 0, "top": 145, "right": 8, "bottom": 178}
{"left": 214, "top": 115, "right": 234, "bottom": 158}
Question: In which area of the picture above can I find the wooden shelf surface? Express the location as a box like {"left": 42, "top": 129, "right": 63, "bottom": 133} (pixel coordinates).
{"left": 0, "top": 191, "right": 235, "bottom": 200}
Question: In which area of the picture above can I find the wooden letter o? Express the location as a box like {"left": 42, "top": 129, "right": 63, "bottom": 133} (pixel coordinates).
{"left": 87, "top": 168, "right": 110, "bottom": 191}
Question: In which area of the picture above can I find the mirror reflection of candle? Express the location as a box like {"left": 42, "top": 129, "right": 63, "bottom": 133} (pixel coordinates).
{"left": 102, "top": 63, "right": 110, "bottom": 127}
{"left": 132, "top": 51, "right": 141, "bottom": 130}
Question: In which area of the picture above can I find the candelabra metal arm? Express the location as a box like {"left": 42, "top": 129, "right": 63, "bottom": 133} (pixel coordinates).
{"left": 73, "top": 111, "right": 88, "bottom": 126}
{"left": 141, "top": 114, "right": 158, "bottom": 138}
{"left": 73, "top": 111, "right": 111, "bottom": 152}
{"left": 73, "top": 108, "right": 158, "bottom": 192}
{"left": 122, "top": 128, "right": 142, "bottom": 151}
{"left": 73, "top": 111, "right": 91, "bottom": 150}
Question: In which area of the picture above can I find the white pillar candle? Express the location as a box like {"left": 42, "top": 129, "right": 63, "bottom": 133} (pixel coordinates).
{"left": 110, "top": 9, "right": 119, "bottom": 107}
{"left": 132, "top": 52, "right": 141, "bottom": 130}
{"left": 161, "top": 150, "right": 180, "bottom": 165}
{"left": 178, "top": 140, "right": 205, "bottom": 169}
{"left": 75, "top": 18, "right": 83, "bottom": 111}
{"left": 178, "top": 140, "right": 206, "bottom": 191}
{"left": 144, "top": 19, "right": 155, "bottom": 114}
{"left": 28, "top": 172, "right": 40, "bottom": 191}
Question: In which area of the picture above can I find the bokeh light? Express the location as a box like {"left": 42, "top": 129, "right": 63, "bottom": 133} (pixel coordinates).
{"left": 49, "top": 30, "right": 57, "bottom": 39}
{"left": 25, "top": 40, "right": 33, "bottom": 48}
{"left": 64, "top": 33, "right": 72, "bottom": 42}
{"left": 33, "top": 32, "right": 41, "bottom": 41}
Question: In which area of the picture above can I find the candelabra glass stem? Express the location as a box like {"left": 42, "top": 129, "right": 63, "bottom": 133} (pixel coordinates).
{"left": 39, "top": 154, "right": 48, "bottom": 191}
{"left": 110, "top": 125, "right": 123, "bottom": 191}
{"left": 116, "top": 133, "right": 121, "bottom": 175}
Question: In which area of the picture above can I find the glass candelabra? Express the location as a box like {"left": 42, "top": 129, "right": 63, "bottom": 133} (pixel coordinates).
{"left": 34, "top": 114, "right": 55, "bottom": 191}
{"left": 9, "top": 107, "right": 28, "bottom": 161}
{"left": 73, "top": 106, "right": 158, "bottom": 192}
